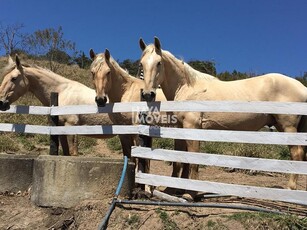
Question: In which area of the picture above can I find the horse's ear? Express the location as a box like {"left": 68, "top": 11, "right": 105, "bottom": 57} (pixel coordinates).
{"left": 154, "top": 36, "right": 161, "bottom": 51}
{"left": 139, "top": 38, "right": 146, "bottom": 51}
{"left": 15, "top": 55, "right": 22, "bottom": 70}
{"left": 89, "top": 49, "right": 96, "bottom": 60}
{"left": 105, "top": 49, "right": 110, "bottom": 61}
{"left": 8, "top": 55, "right": 14, "bottom": 65}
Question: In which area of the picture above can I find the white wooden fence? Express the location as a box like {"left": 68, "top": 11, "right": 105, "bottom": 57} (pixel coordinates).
{"left": 1, "top": 101, "right": 307, "bottom": 205}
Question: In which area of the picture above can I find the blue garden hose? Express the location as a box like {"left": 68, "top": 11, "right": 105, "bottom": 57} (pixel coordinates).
{"left": 115, "top": 156, "right": 128, "bottom": 197}
{"left": 98, "top": 156, "right": 128, "bottom": 230}
{"left": 98, "top": 155, "right": 284, "bottom": 229}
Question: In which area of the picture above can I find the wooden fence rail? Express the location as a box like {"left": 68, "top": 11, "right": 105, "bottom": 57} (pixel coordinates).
{"left": 1, "top": 100, "right": 307, "bottom": 115}
{"left": 0, "top": 124, "right": 307, "bottom": 145}
{"left": 131, "top": 146, "right": 307, "bottom": 205}
{"left": 1, "top": 100, "right": 307, "bottom": 205}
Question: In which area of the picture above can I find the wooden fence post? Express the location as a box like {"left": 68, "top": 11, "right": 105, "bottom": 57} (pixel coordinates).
{"left": 49, "top": 92, "right": 59, "bottom": 155}
{"left": 137, "top": 90, "right": 154, "bottom": 187}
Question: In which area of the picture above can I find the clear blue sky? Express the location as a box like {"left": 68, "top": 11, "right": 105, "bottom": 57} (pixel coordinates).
{"left": 1, "top": 0, "right": 307, "bottom": 77}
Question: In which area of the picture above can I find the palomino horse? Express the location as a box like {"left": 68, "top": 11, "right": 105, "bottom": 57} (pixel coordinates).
{"left": 89, "top": 49, "right": 169, "bottom": 193}
{"left": 0, "top": 55, "right": 134, "bottom": 157}
{"left": 139, "top": 37, "right": 307, "bottom": 200}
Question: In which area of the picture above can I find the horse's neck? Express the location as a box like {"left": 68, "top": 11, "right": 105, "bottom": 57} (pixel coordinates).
{"left": 160, "top": 55, "right": 189, "bottom": 100}
{"left": 162, "top": 54, "right": 216, "bottom": 100}
{"left": 108, "top": 65, "right": 136, "bottom": 102}
{"left": 25, "top": 67, "right": 69, "bottom": 105}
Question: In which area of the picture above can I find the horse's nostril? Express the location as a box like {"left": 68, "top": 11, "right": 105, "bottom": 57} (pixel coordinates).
{"left": 0, "top": 100, "right": 10, "bottom": 111}
{"left": 150, "top": 92, "right": 156, "bottom": 99}
{"left": 142, "top": 92, "right": 156, "bottom": 102}
{"left": 95, "top": 96, "right": 107, "bottom": 107}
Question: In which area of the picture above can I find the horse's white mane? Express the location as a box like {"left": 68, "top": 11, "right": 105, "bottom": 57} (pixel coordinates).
{"left": 91, "top": 53, "right": 137, "bottom": 81}
{"left": 161, "top": 48, "right": 217, "bottom": 85}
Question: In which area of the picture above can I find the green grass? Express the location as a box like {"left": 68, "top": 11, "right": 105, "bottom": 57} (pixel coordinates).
{"left": 200, "top": 142, "right": 290, "bottom": 160}
{"left": 155, "top": 208, "right": 179, "bottom": 230}
{"left": 127, "top": 214, "right": 140, "bottom": 225}
{"left": 106, "top": 136, "right": 123, "bottom": 152}
{"left": 228, "top": 212, "right": 307, "bottom": 230}
{"left": 0, "top": 56, "right": 293, "bottom": 160}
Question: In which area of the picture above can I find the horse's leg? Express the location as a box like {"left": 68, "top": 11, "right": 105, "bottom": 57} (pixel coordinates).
{"left": 118, "top": 134, "right": 132, "bottom": 158}
{"left": 287, "top": 144, "right": 305, "bottom": 190}
{"left": 59, "top": 135, "right": 70, "bottom": 156}
{"left": 279, "top": 125, "right": 305, "bottom": 190}
{"left": 164, "top": 139, "right": 186, "bottom": 195}
{"left": 180, "top": 115, "right": 201, "bottom": 201}
{"left": 172, "top": 139, "right": 186, "bottom": 177}
{"left": 67, "top": 135, "right": 78, "bottom": 156}
{"left": 73, "top": 135, "right": 78, "bottom": 156}
{"left": 182, "top": 140, "right": 200, "bottom": 201}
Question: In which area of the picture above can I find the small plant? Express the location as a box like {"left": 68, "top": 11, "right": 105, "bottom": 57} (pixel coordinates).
{"left": 153, "top": 138, "right": 174, "bottom": 150}
{"left": 106, "top": 136, "right": 122, "bottom": 152}
{"left": 228, "top": 212, "right": 307, "bottom": 229}
{"left": 207, "top": 220, "right": 216, "bottom": 228}
{"left": 127, "top": 214, "right": 139, "bottom": 225}
{"left": 0, "top": 134, "right": 20, "bottom": 152}
{"left": 78, "top": 136, "right": 97, "bottom": 154}
{"left": 155, "top": 208, "right": 179, "bottom": 230}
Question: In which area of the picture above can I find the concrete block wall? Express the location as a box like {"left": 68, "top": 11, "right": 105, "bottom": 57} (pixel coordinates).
{"left": 0, "top": 154, "right": 36, "bottom": 193}
{"left": 0, "top": 154, "right": 135, "bottom": 208}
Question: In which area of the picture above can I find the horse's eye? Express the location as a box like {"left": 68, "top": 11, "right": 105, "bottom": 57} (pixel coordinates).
{"left": 157, "top": 61, "right": 162, "bottom": 67}
{"left": 11, "top": 77, "right": 17, "bottom": 82}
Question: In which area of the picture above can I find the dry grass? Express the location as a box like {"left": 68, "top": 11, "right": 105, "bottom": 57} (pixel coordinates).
{"left": 0, "top": 56, "right": 291, "bottom": 159}
{"left": 0, "top": 56, "right": 95, "bottom": 155}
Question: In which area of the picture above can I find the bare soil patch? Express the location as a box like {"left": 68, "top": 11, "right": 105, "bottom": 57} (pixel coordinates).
{"left": 0, "top": 139, "right": 306, "bottom": 229}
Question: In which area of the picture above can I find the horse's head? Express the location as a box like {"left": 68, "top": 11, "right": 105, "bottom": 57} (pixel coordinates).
{"left": 89, "top": 48, "right": 112, "bottom": 107}
{"left": 139, "top": 37, "right": 165, "bottom": 102}
{"left": 0, "top": 55, "right": 29, "bottom": 111}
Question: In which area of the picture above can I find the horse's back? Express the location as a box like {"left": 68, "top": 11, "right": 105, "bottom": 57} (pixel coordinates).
{"left": 199, "top": 73, "right": 307, "bottom": 102}
{"left": 58, "top": 82, "right": 96, "bottom": 106}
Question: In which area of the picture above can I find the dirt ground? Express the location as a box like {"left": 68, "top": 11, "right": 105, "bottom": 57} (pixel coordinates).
{"left": 1, "top": 139, "right": 307, "bottom": 230}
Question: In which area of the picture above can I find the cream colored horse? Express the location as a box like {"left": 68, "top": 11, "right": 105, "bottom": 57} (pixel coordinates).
{"left": 89, "top": 49, "right": 169, "bottom": 193}
{"left": 0, "top": 55, "right": 133, "bottom": 157}
{"left": 139, "top": 37, "right": 307, "bottom": 200}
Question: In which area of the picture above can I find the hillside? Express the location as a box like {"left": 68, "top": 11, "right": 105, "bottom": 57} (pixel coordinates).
{"left": 0, "top": 56, "right": 107, "bottom": 155}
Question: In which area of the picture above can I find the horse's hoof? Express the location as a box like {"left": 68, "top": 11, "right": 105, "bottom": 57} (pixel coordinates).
{"left": 182, "top": 193, "right": 194, "bottom": 202}
{"left": 287, "top": 183, "right": 297, "bottom": 190}
{"left": 286, "top": 186, "right": 297, "bottom": 190}
{"left": 144, "top": 185, "right": 154, "bottom": 196}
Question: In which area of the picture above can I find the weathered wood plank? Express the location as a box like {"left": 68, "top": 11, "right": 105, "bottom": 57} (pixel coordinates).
{"left": 138, "top": 126, "right": 307, "bottom": 146}
{"left": 0, "top": 105, "right": 50, "bottom": 115}
{"left": 131, "top": 147, "right": 307, "bottom": 175}
{"left": 0, "top": 124, "right": 306, "bottom": 146}
{"left": 136, "top": 173, "right": 307, "bottom": 205}
{"left": 0, "top": 123, "right": 50, "bottom": 134}
{"left": 1, "top": 101, "right": 303, "bottom": 116}
{"left": 50, "top": 101, "right": 307, "bottom": 115}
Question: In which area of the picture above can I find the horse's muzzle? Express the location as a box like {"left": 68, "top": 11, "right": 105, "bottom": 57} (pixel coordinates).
{"left": 0, "top": 100, "right": 10, "bottom": 111}
{"left": 95, "top": 96, "right": 107, "bottom": 107}
{"left": 141, "top": 91, "right": 156, "bottom": 102}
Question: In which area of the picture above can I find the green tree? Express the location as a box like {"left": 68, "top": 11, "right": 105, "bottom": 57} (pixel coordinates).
{"left": 74, "top": 51, "right": 92, "bottom": 69}
{"left": 25, "top": 26, "right": 76, "bottom": 71}
{"left": 188, "top": 60, "right": 216, "bottom": 75}
{"left": 217, "top": 70, "right": 251, "bottom": 81}
{"left": 295, "top": 72, "right": 307, "bottom": 87}
{"left": 120, "top": 59, "right": 139, "bottom": 77}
